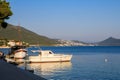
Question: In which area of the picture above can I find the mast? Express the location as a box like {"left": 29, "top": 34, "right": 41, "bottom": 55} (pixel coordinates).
{"left": 17, "top": 24, "right": 22, "bottom": 45}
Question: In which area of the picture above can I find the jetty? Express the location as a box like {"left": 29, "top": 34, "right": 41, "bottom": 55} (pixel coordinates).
{"left": 0, "top": 60, "right": 46, "bottom": 80}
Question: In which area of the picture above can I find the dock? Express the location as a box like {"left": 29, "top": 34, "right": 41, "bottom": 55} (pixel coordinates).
{"left": 0, "top": 60, "right": 46, "bottom": 80}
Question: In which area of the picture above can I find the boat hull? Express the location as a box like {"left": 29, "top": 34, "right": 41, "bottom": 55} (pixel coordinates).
{"left": 28, "top": 55, "right": 72, "bottom": 63}
{"left": 14, "top": 51, "right": 26, "bottom": 59}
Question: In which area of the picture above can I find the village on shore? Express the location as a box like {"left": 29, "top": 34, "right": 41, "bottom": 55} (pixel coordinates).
{"left": 0, "top": 39, "right": 94, "bottom": 48}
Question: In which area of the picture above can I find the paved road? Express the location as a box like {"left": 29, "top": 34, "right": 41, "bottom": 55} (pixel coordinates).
{"left": 0, "top": 60, "right": 46, "bottom": 80}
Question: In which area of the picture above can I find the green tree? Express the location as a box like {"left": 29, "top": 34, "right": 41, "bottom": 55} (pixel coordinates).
{"left": 0, "top": 0, "right": 12, "bottom": 28}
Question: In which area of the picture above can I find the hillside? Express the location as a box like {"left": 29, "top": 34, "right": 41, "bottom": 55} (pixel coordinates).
{"left": 97, "top": 37, "right": 120, "bottom": 46}
{"left": 56, "top": 39, "right": 93, "bottom": 46}
{"left": 0, "top": 24, "right": 58, "bottom": 46}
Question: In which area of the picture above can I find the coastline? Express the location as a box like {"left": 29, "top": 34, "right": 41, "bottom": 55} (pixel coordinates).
{"left": 0, "top": 46, "right": 10, "bottom": 48}
{"left": 0, "top": 60, "right": 46, "bottom": 80}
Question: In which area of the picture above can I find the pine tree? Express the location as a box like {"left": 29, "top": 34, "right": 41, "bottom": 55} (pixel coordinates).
{"left": 0, "top": 0, "right": 12, "bottom": 28}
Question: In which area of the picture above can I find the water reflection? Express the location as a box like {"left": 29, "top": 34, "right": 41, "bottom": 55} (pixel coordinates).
{"left": 18, "top": 62, "right": 72, "bottom": 77}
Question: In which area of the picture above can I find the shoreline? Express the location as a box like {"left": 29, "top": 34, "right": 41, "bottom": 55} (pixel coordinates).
{"left": 0, "top": 46, "right": 10, "bottom": 48}
{"left": 0, "top": 60, "right": 46, "bottom": 80}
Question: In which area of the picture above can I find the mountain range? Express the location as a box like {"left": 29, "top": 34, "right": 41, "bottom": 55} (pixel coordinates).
{"left": 96, "top": 37, "right": 120, "bottom": 46}
{"left": 0, "top": 24, "right": 59, "bottom": 46}
{"left": 0, "top": 24, "right": 120, "bottom": 46}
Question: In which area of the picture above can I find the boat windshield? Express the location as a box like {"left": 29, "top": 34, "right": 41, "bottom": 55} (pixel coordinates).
{"left": 39, "top": 51, "right": 53, "bottom": 56}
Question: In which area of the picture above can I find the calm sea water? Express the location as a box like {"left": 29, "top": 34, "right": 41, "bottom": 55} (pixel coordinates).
{"left": 1, "top": 46, "right": 120, "bottom": 80}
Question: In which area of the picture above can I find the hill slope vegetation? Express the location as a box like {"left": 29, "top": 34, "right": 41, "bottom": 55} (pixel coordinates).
{"left": 0, "top": 24, "right": 58, "bottom": 45}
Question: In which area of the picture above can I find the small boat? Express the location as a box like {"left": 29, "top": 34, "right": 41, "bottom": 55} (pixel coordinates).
{"left": 8, "top": 45, "right": 27, "bottom": 59}
{"left": 14, "top": 48, "right": 27, "bottom": 59}
{"left": 28, "top": 50, "right": 72, "bottom": 63}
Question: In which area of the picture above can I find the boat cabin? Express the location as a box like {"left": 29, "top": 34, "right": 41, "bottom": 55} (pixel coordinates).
{"left": 9, "top": 46, "right": 26, "bottom": 54}
{"left": 39, "top": 50, "right": 54, "bottom": 56}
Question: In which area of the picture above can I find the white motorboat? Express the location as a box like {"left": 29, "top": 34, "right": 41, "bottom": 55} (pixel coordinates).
{"left": 28, "top": 50, "right": 72, "bottom": 63}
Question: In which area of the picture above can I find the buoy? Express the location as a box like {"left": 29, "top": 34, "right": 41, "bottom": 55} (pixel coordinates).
{"left": 105, "top": 59, "right": 108, "bottom": 62}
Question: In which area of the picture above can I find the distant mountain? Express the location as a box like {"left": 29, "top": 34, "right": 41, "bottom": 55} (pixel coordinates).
{"left": 1, "top": 24, "right": 119, "bottom": 46}
{"left": 96, "top": 37, "right": 120, "bottom": 46}
{"left": 0, "top": 24, "right": 59, "bottom": 46}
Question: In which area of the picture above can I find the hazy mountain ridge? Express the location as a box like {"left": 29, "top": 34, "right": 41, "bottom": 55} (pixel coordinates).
{"left": 59, "top": 37, "right": 120, "bottom": 46}
{"left": 96, "top": 37, "right": 120, "bottom": 46}
{"left": 0, "top": 24, "right": 120, "bottom": 46}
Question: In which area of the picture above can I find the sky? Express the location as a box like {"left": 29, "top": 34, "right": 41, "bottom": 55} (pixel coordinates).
{"left": 7, "top": 0, "right": 120, "bottom": 42}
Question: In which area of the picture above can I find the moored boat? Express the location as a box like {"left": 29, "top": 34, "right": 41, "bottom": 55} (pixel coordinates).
{"left": 14, "top": 48, "right": 27, "bottom": 59}
{"left": 28, "top": 50, "right": 72, "bottom": 63}
{"left": 8, "top": 45, "right": 27, "bottom": 59}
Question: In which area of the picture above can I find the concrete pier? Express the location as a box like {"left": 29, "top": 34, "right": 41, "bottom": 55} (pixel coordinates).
{"left": 0, "top": 60, "right": 46, "bottom": 80}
